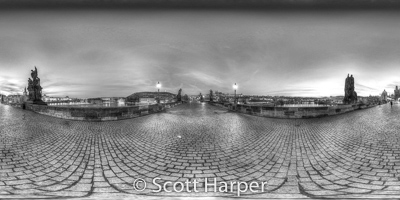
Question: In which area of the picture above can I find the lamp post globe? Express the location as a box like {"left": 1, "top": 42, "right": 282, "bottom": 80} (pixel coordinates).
{"left": 233, "top": 83, "right": 238, "bottom": 105}
{"left": 156, "top": 82, "right": 161, "bottom": 91}
{"left": 156, "top": 82, "right": 161, "bottom": 104}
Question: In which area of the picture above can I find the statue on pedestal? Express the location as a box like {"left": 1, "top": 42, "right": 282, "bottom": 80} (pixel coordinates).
{"left": 177, "top": 88, "right": 182, "bottom": 102}
{"left": 381, "top": 89, "right": 388, "bottom": 101}
{"left": 28, "top": 78, "right": 34, "bottom": 100}
{"left": 343, "top": 74, "right": 358, "bottom": 104}
{"left": 27, "top": 67, "right": 47, "bottom": 105}
{"left": 395, "top": 86, "right": 400, "bottom": 101}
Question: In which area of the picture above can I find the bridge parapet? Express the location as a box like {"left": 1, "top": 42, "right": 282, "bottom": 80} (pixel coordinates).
{"left": 209, "top": 102, "right": 378, "bottom": 118}
{"left": 24, "top": 101, "right": 181, "bottom": 121}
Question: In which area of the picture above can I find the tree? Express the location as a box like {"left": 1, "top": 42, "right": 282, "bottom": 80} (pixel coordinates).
{"left": 209, "top": 90, "right": 214, "bottom": 102}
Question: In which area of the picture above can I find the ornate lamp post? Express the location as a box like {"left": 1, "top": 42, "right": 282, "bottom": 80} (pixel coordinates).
{"left": 233, "top": 83, "right": 238, "bottom": 106}
{"left": 156, "top": 82, "right": 161, "bottom": 104}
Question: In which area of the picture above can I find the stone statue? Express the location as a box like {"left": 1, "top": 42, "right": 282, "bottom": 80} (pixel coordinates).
{"left": 28, "top": 78, "right": 34, "bottom": 100}
{"left": 381, "top": 89, "right": 388, "bottom": 101}
{"left": 27, "top": 66, "right": 46, "bottom": 105}
{"left": 31, "top": 68, "right": 38, "bottom": 81}
{"left": 34, "top": 77, "right": 42, "bottom": 100}
{"left": 177, "top": 88, "right": 182, "bottom": 102}
{"left": 343, "top": 74, "right": 358, "bottom": 104}
{"left": 395, "top": 86, "right": 400, "bottom": 101}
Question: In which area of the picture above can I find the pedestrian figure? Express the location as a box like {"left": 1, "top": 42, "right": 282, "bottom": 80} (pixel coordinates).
{"left": 391, "top": 101, "right": 393, "bottom": 107}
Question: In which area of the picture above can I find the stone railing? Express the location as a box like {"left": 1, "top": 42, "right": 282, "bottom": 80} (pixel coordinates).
{"left": 2, "top": 102, "right": 24, "bottom": 108}
{"left": 209, "top": 102, "right": 379, "bottom": 119}
{"left": 24, "top": 101, "right": 182, "bottom": 121}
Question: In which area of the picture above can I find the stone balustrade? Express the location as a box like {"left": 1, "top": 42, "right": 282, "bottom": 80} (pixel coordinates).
{"left": 24, "top": 102, "right": 182, "bottom": 121}
{"left": 209, "top": 102, "right": 378, "bottom": 118}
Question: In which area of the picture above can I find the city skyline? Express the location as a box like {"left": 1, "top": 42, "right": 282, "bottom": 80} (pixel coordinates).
{"left": 1, "top": 9, "right": 400, "bottom": 98}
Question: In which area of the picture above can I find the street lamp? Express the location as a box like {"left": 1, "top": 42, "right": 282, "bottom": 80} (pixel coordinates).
{"left": 156, "top": 82, "right": 161, "bottom": 104}
{"left": 233, "top": 83, "right": 238, "bottom": 105}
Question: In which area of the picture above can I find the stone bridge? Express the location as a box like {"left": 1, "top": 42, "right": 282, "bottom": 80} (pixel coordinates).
{"left": 1, "top": 102, "right": 400, "bottom": 199}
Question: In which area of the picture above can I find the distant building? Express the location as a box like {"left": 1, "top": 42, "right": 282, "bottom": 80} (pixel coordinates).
{"left": 5, "top": 94, "right": 22, "bottom": 104}
{"left": 329, "top": 96, "right": 345, "bottom": 104}
{"left": 359, "top": 95, "right": 381, "bottom": 105}
{"left": 20, "top": 88, "right": 29, "bottom": 103}
{"left": 247, "top": 97, "right": 274, "bottom": 104}
{"left": 87, "top": 98, "right": 103, "bottom": 104}
{"left": 85, "top": 97, "right": 122, "bottom": 104}
{"left": 42, "top": 94, "right": 72, "bottom": 102}
{"left": 126, "top": 92, "right": 176, "bottom": 104}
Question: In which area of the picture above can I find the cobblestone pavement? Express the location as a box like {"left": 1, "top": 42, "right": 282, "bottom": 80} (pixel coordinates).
{"left": 1, "top": 102, "right": 400, "bottom": 199}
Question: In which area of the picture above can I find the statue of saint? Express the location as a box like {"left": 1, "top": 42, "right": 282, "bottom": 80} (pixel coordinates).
{"left": 31, "top": 67, "right": 38, "bottom": 80}
{"left": 350, "top": 75, "right": 354, "bottom": 90}
{"left": 28, "top": 78, "right": 34, "bottom": 100}
{"left": 26, "top": 66, "right": 46, "bottom": 104}
{"left": 177, "top": 88, "right": 182, "bottom": 102}
{"left": 35, "top": 77, "right": 42, "bottom": 100}
{"left": 343, "top": 74, "right": 357, "bottom": 104}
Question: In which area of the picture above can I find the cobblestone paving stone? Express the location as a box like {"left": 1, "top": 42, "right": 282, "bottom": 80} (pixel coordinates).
{"left": 1, "top": 102, "right": 400, "bottom": 199}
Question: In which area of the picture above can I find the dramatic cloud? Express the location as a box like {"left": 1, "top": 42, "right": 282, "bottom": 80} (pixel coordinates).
{"left": 1, "top": 10, "right": 400, "bottom": 98}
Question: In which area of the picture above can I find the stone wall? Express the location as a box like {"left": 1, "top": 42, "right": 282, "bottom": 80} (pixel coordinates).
{"left": 25, "top": 102, "right": 182, "bottom": 121}
{"left": 209, "top": 102, "right": 377, "bottom": 119}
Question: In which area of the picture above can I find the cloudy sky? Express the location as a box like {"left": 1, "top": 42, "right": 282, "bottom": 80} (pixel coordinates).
{"left": 1, "top": 9, "right": 400, "bottom": 98}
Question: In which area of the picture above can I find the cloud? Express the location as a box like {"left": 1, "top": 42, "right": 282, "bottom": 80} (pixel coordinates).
{"left": 0, "top": 80, "right": 23, "bottom": 95}
{"left": 355, "top": 83, "right": 378, "bottom": 92}
{"left": 1, "top": 10, "right": 400, "bottom": 98}
{"left": 386, "top": 82, "right": 400, "bottom": 88}
{"left": 189, "top": 72, "right": 222, "bottom": 85}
